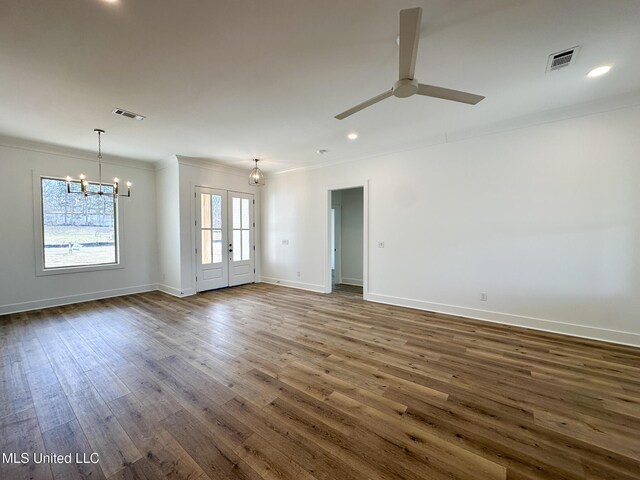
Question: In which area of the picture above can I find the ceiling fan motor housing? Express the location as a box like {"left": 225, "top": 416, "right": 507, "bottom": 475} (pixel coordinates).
{"left": 393, "top": 78, "right": 419, "bottom": 98}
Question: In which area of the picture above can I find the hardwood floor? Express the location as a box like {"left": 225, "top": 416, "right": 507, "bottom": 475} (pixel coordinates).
{"left": 332, "top": 283, "right": 363, "bottom": 295}
{"left": 1, "top": 283, "right": 639, "bottom": 480}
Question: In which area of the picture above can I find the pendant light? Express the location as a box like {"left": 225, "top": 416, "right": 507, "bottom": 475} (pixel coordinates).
{"left": 65, "top": 129, "right": 131, "bottom": 199}
{"left": 248, "top": 158, "right": 265, "bottom": 186}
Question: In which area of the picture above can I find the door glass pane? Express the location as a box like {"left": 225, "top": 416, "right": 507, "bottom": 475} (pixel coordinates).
{"left": 212, "top": 195, "right": 222, "bottom": 229}
{"left": 241, "top": 198, "right": 250, "bottom": 229}
{"left": 212, "top": 230, "right": 222, "bottom": 263}
{"left": 232, "top": 197, "right": 241, "bottom": 229}
{"left": 233, "top": 230, "right": 241, "bottom": 261}
{"left": 201, "top": 230, "right": 212, "bottom": 264}
{"left": 201, "top": 194, "right": 211, "bottom": 229}
{"left": 242, "top": 230, "right": 250, "bottom": 261}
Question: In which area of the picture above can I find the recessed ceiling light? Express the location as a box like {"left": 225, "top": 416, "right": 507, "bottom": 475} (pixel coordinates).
{"left": 348, "top": 133, "right": 358, "bottom": 140}
{"left": 587, "top": 65, "right": 612, "bottom": 78}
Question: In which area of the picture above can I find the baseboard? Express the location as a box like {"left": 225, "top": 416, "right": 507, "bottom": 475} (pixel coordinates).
{"left": 340, "top": 278, "right": 363, "bottom": 287}
{"left": 156, "top": 284, "right": 188, "bottom": 297}
{"left": 0, "top": 284, "right": 157, "bottom": 316}
{"left": 366, "top": 293, "right": 640, "bottom": 348}
{"left": 260, "top": 277, "right": 325, "bottom": 293}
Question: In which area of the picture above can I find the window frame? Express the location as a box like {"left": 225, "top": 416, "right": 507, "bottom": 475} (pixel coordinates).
{"left": 33, "top": 173, "right": 126, "bottom": 276}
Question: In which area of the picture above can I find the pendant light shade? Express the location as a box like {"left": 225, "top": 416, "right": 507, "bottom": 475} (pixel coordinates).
{"left": 249, "top": 159, "right": 265, "bottom": 186}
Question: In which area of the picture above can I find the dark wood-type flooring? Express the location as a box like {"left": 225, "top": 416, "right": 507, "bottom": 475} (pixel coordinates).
{"left": 1, "top": 283, "right": 639, "bottom": 480}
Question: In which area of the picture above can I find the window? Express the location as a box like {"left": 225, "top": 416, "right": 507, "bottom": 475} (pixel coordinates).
{"left": 40, "top": 177, "right": 119, "bottom": 270}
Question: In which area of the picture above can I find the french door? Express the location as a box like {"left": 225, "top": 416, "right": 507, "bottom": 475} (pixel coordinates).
{"left": 195, "top": 187, "right": 255, "bottom": 292}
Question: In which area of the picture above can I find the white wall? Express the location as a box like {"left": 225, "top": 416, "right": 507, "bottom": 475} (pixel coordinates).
{"left": 155, "top": 157, "right": 182, "bottom": 295}
{"left": 262, "top": 170, "right": 326, "bottom": 291}
{"left": 0, "top": 139, "right": 158, "bottom": 314}
{"left": 177, "top": 157, "right": 261, "bottom": 295}
{"left": 261, "top": 105, "right": 640, "bottom": 346}
{"left": 333, "top": 187, "right": 363, "bottom": 286}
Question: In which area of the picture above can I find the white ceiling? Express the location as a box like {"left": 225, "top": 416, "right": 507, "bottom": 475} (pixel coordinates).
{"left": 1, "top": 0, "right": 639, "bottom": 172}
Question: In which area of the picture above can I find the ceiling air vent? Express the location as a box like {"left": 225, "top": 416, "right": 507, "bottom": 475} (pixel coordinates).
{"left": 112, "top": 108, "right": 145, "bottom": 121}
{"left": 546, "top": 46, "right": 580, "bottom": 73}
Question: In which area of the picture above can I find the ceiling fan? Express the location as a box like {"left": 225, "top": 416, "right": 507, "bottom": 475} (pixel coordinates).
{"left": 335, "top": 7, "right": 485, "bottom": 120}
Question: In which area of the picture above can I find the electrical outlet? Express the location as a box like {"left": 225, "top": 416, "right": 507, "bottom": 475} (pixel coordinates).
{"left": 377, "top": 241, "right": 385, "bottom": 248}
{"left": 282, "top": 239, "right": 289, "bottom": 246}
{"left": 297, "top": 271, "right": 301, "bottom": 277}
{"left": 480, "top": 292, "right": 488, "bottom": 301}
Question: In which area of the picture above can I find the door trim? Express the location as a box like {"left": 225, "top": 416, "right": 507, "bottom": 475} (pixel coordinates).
{"left": 324, "top": 182, "right": 369, "bottom": 298}
{"left": 331, "top": 206, "right": 342, "bottom": 286}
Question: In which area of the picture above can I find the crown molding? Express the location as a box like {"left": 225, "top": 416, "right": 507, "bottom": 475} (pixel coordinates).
{"left": 176, "top": 155, "right": 259, "bottom": 179}
{"left": 153, "top": 155, "right": 180, "bottom": 172}
{"left": 0, "top": 134, "right": 156, "bottom": 172}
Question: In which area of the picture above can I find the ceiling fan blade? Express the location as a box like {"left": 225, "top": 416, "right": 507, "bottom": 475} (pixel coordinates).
{"left": 399, "top": 7, "right": 422, "bottom": 80}
{"left": 334, "top": 89, "right": 393, "bottom": 120}
{"left": 417, "top": 84, "right": 485, "bottom": 105}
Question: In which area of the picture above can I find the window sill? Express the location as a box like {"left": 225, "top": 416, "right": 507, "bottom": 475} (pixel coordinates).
{"left": 35, "top": 262, "right": 125, "bottom": 277}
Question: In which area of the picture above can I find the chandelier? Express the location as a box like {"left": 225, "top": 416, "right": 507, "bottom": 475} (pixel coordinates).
{"left": 66, "top": 129, "right": 131, "bottom": 199}
{"left": 248, "top": 158, "right": 265, "bottom": 186}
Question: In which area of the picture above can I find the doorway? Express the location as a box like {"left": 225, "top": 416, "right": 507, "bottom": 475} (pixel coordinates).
{"left": 195, "top": 187, "right": 255, "bottom": 292}
{"left": 330, "top": 187, "right": 364, "bottom": 295}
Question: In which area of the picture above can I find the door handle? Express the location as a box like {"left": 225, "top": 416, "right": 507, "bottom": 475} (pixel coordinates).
{"left": 228, "top": 243, "right": 233, "bottom": 253}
